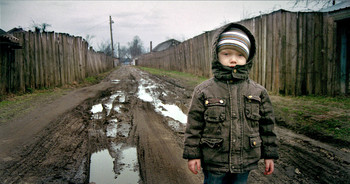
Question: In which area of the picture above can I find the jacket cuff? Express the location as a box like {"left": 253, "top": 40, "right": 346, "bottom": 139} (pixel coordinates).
{"left": 261, "top": 147, "right": 279, "bottom": 159}
{"left": 183, "top": 147, "right": 202, "bottom": 159}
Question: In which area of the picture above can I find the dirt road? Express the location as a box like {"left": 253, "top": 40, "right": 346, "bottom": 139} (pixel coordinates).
{"left": 0, "top": 66, "right": 349, "bottom": 183}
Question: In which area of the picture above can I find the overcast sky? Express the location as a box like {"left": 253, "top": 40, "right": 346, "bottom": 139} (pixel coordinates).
{"left": 1, "top": 0, "right": 325, "bottom": 52}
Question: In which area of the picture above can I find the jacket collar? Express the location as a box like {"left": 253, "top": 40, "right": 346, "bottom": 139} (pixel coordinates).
{"left": 212, "top": 61, "right": 250, "bottom": 82}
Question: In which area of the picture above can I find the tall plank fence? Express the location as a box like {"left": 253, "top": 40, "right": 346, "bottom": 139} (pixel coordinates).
{"left": 0, "top": 31, "right": 114, "bottom": 94}
{"left": 137, "top": 10, "right": 345, "bottom": 96}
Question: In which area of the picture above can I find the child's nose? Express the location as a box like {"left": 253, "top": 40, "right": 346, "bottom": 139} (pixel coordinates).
{"left": 230, "top": 56, "right": 237, "bottom": 63}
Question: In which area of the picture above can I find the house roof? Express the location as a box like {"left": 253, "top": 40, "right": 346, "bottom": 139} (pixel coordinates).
{"left": 0, "top": 29, "right": 20, "bottom": 42}
{"left": 7, "top": 27, "right": 25, "bottom": 34}
{"left": 153, "top": 39, "right": 180, "bottom": 52}
{"left": 0, "top": 28, "right": 21, "bottom": 48}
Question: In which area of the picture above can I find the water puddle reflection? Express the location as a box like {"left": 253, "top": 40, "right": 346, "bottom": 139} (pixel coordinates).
{"left": 106, "top": 119, "right": 118, "bottom": 138}
{"left": 89, "top": 149, "right": 115, "bottom": 184}
{"left": 89, "top": 87, "right": 139, "bottom": 183}
{"left": 116, "top": 147, "right": 140, "bottom": 183}
{"left": 89, "top": 146, "right": 140, "bottom": 184}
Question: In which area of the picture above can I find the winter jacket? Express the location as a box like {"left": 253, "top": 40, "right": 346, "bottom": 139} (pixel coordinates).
{"left": 183, "top": 23, "right": 279, "bottom": 173}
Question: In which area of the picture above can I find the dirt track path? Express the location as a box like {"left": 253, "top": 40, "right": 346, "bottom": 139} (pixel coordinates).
{"left": 0, "top": 66, "right": 349, "bottom": 183}
{"left": 0, "top": 81, "right": 112, "bottom": 162}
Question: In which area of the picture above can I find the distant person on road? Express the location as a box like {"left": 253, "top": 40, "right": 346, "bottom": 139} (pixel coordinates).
{"left": 183, "top": 23, "right": 279, "bottom": 184}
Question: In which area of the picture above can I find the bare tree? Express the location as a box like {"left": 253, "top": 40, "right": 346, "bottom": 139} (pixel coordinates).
{"left": 292, "top": 0, "right": 340, "bottom": 9}
{"left": 31, "top": 21, "right": 51, "bottom": 32}
{"left": 128, "top": 36, "right": 145, "bottom": 59}
{"left": 98, "top": 41, "right": 116, "bottom": 57}
{"left": 41, "top": 23, "right": 51, "bottom": 32}
{"left": 85, "top": 34, "right": 95, "bottom": 47}
{"left": 119, "top": 46, "right": 130, "bottom": 60}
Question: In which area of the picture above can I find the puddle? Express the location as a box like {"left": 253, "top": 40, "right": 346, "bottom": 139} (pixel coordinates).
{"left": 156, "top": 103, "right": 187, "bottom": 124}
{"left": 106, "top": 119, "right": 118, "bottom": 138}
{"left": 106, "top": 120, "right": 130, "bottom": 138}
{"left": 91, "top": 104, "right": 103, "bottom": 120}
{"left": 137, "top": 76, "right": 187, "bottom": 124}
{"left": 137, "top": 78, "right": 157, "bottom": 102}
{"left": 89, "top": 146, "right": 140, "bottom": 184}
{"left": 90, "top": 91, "right": 126, "bottom": 120}
{"left": 89, "top": 149, "right": 115, "bottom": 184}
{"left": 111, "top": 79, "right": 120, "bottom": 84}
{"left": 116, "top": 91, "right": 126, "bottom": 103}
{"left": 118, "top": 123, "right": 131, "bottom": 137}
{"left": 104, "top": 91, "right": 126, "bottom": 116}
{"left": 168, "top": 120, "right": 181, "bottom": 132}
{"left": 89, "top": 89, "right": 139, "bottom": 183}
{"left": 105, "top": 94, "right": 118, "bottom": 116}
{"left": 113, "top": 105, "right": 122, "bottom": 113}
{"left": 115, "top": 147, "right": 140, "bottom": 183}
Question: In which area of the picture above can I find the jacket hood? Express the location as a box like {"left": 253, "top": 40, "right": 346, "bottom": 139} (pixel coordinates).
{"left": 211, "top": 23, "right": 256, "bottom": 81}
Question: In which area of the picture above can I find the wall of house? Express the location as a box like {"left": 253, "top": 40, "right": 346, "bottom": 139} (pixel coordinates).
{"left": 136, "top": 10, "right": 343, "bottom": 96}
{"left": 0, "top": 31, "right": 114, "bottom": 94}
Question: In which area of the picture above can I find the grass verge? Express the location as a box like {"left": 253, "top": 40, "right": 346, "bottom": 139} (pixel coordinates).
{"left": 271, "top": 95, "right": 350, "bottom": 147}
{"left": 0, "top": 69, "right": 115, "bottom": 124}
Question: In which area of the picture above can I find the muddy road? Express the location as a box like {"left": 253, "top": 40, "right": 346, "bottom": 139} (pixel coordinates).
{"left": 0, "top": 66, "right": 349, "bottom": 183}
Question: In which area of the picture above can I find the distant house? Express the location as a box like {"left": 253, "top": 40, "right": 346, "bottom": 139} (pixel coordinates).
{"left": 0, "top": 29, "right": 21, "bottom": 49}
{"left": 152, "top": 39, "right": 180, "bottom": 52}
{"left": 7, "top": 27, "right": 25, "bottom": 34}
{"left": 122, "top": 58, "right": 132, "bottom": 65}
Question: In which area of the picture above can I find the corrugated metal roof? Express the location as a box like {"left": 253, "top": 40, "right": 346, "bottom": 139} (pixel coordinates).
{"left": 153, "top": 39, "right": 181, "bottom": 52}
{"left": 320, "top": 1, "right": 350, "bottom": 12}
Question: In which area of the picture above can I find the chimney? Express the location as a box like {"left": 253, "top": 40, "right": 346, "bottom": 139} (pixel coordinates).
{"left": 150, "top": 41, "right": 152, "bottom": 52}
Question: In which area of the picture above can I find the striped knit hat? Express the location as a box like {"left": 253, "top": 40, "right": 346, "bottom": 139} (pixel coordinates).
{"left": 217, "top": 28, "right": 251, "bottom": 60}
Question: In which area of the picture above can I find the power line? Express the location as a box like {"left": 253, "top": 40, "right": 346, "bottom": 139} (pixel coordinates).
{"left": 78, "top": 20, "right": 109, "bottom": 36}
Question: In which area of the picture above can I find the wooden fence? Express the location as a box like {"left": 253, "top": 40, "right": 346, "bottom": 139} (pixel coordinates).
{"left": 0, "top": 31, "right": 114, "bottom": 94}
{"left": 137, "top": 10, "right": 344, "bottom": 96}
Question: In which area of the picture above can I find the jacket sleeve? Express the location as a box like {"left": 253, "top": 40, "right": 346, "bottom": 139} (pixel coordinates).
{"left": 183, "top": 89, "right": 205, "bottom": 159}
{"left": 259, "top": 89, "right": 279, "bottom": 159}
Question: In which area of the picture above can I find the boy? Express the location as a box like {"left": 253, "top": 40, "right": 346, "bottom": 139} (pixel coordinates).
{"left": 183, "top": 23, "right": 279, "bottom": 184}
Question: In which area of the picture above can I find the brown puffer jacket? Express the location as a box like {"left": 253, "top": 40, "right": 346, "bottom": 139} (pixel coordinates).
{"left": 183, "top": 23, "right": 279, "bottom": 173}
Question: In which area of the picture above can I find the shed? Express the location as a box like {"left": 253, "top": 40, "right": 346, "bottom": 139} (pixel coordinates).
{"left": 325, "top": 5, "right": 350, "bottom": 95}
{"left": 0, "top": 28, "right": 22, "bottom": 94}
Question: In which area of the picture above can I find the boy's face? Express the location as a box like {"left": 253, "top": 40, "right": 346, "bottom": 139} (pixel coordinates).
{"left": 218, "top": 49, "right": 247, "bottom": 68}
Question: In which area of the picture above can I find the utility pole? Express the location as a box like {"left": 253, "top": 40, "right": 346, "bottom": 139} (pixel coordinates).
{"left": 118, "top": 42, "right": 120, "bottom": 58}
{"left": 109, "top": 15, "right": 114, "bottom": 57}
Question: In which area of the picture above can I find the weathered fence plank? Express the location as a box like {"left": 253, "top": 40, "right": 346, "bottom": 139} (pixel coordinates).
{"left": 0, "top": 31, "right": 113, "bottom": 94}
{"left": 136, "top": 9, "right": 343, "bottom": 96}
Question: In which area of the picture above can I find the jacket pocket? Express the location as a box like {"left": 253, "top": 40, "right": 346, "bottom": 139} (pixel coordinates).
{"left": 244, "top": 135, "right": 262, "bottom": 163}
{"left": 204, "top": 98, "right": 226, "bottom": 123}
{"left": 200, "top": 137, "right": 223, "bottom": 148}
{"left": 244, "top": 95, "right": 261, "bottom": 121}
{"left": 249, "top": 136, "right": 262, "bottom": 148}
{"left": 200, "top": 137, "right": 227, "bottom": 164}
